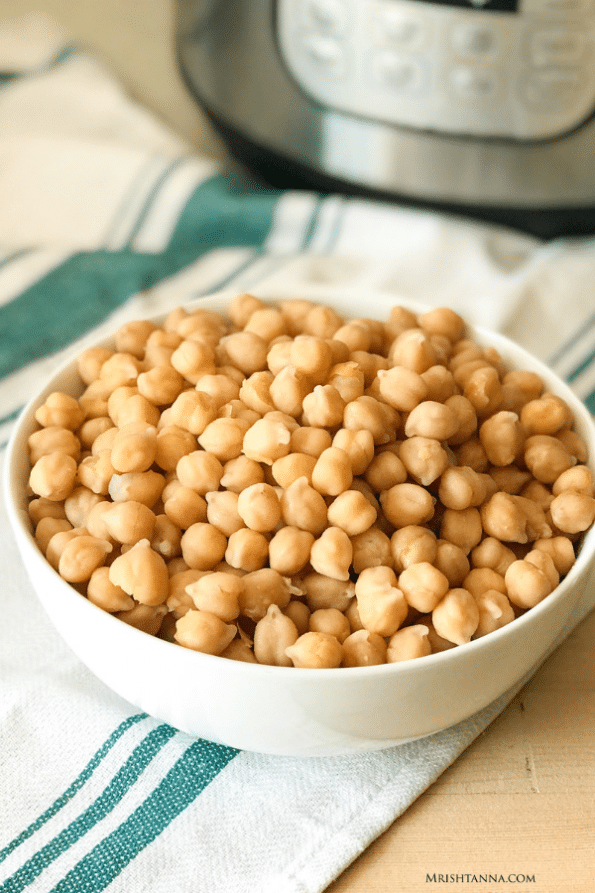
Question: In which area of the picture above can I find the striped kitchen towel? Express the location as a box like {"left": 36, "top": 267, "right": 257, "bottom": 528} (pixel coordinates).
{"left": 1, "top": 13, "right": 595, "bottom": 893}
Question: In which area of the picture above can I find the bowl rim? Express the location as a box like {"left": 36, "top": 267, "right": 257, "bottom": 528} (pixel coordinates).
{"left": 5, "top": 287, "right": 595, "bottom": 681}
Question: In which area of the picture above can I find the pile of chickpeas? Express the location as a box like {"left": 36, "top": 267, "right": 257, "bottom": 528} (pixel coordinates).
{"left": 25, "top": 293, "right": 595, "bottom": 668}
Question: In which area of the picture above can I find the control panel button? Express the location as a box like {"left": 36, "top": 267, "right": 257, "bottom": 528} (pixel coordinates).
{"left": 304, "top": 0, "right": 350, "bottom": 36}
{"left": 448, "top": 65, "right": 502, "bottom": 101}
{"left": 528, "top": 28, "right": 587, "bottom": 67}
{"left": 302, "top": 31, "right": 348, "bottom": 76}
{"left": 372, "top": 50, "right": 427, "bottom": 94}
{"left": 521, "top": 66, "right": 584, "bottom": 108}
{"left": 370, "top": 5, "right": 428, "bottom": 52}
{"left": 450, "top": 22, "right": 501, "bottom": 57}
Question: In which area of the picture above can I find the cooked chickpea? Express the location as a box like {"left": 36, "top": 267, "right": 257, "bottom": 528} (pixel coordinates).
{"left": 177, "top": 450, "right": 223, "bottom": 494}
{"left": 404, "top": 400, "right": 459, "bottom": 441}
{"left": 116, "top": 603, "right": 168, "bottom": 636}
{"left": 108, "top": 470, "right": 164, "bottom": 508}
{"left": 136, "top": 365, "right": 185, "bottom": 405}
{"left": 35, "top": 392, "right": 85, "bottom": 431}
{"left": 399, "top": 562, "right": 450, "bottom": 612}
{"left": 364, "top": 449, "right": 407, "bottom": 492}
{"left": 35, "top": 517, "right": 72, "bottom": 554}
{"left": 552, "top": 464, "right": 594, "bottom": 497}
{"left": 524, "top": 434, "right": 576, "bottom": 484}
{"left": 432, "top": 588, "right": 479, "bottom": 645}
{"left": 390, "top": 525, "right": 437, "bottom": 573}
{"left": 351, "top": 526, "right": 393, "bottom": 573}
{"left": 302, "top": 384, "right": 345, "bottom": 428}
{"left": 440, "top": 507, "right": 483, "bottom": 554}
{"left": 285, "top": 631, "right": 343, "bottom": 668}
{"left": 174, "top": 609, "right": 236, "bottom": 655}
{"left": 238, "top": 568, "right": 291, "bottom": 622}
{"left": 268, "top": 526, "right": 315, "bottom": 575}
{"left": 280, "top": 476, "right": 328, "bottom": 535}
{"left": 326, "top": 489, "right": 377, "bottom": 536}
{"left": 109, "top": 539, "right": 169, "bottom": 605}
{"left": 253, "top": 605, "right": 298, "bottom": 666}
{"left": 328, "top": 361, "right": 365, "bottom": 404}
{"left": 470, "top": 536, "right": 517, "bottom": 576}
{"left": 376, "top": 365, "right": 428, "bottom": 412}
{"left": 205, "top": 490, "right": 245, "bottom": 537}
{"left": 180, "top": 522, "right": 228, "bottom": 571}
{"left": 236, "top": 483, "right": 281, "bottom": 532}
{"left": 220, "top": 455, "right": 265, "bottom": 492}
{"left": 225, "top": 528, "right": 269, "bottom": 571}
{"left": 386, "top": 625, "right": 432, "bottom": 662}
{"left": 197, "top": 417, "right": 248, "bottom": 462}
{"left": 343, "top": 395, "right": 399, "bottom": 445}
{"left": 163, "top": 484, "right": 207, "bottom": 528}
{"left": 479, "top": 411, "right": 525, "bottom": 466}
{"left": 520, "top": 393, "right": 573, "bottom": 436}
{"left": 242, "top": 416, "right": 292, "bottom": 465}
{"left": 310, "top": 527, "right": 353, "bottom": 581}
{"left": 399, "top": 436, "right": 450, "bottom": 487}
{"left": 169, "top": 390, "right": 218, "bottom": 435}
{"left": 29, "top": 452, "right": 78, "bottom": 501}
{"left": 290, "top": 425, "right": 332, "bottom": 458}
{"left": 87, "top": 566, "right": 134, "bottom": 612}
{"left": 549, "top": 490, "right": 595, "bottom": 534}
{"left": 533, "top": 536, "right": 576, "bottom": 576}
{"left": 434, "top": 539, "right": 470, "bottom": 588}
{"left": 389, "top": 328, "right": 437, "bottom": 373}
{"left": 185, "top": 571, "right": 243, "bottom": 622}
{"left": 354, "top": 565, "right": 408, "bottom": 636}
{"left": 472, "top": 590, "right": 515, "bottom": 638}
{"left": 154, "top": 426, "right": 197, "bottom": 472}
{"left": 380, "top": 482, "right": 435, "bottom": 529}
{"left": 301, "top": 573, "right": 355, "bottom": 612}
{"left": 341, "top": 630, "right": 387, "bottom": 667}
{"left": 28, "top": 426, "right": 80, "bottom": 466}
{"left": 504, "top": 558, "right": 554, "bottom": 609}
{"left": 438, "top": 466, "right": 486, "bottom": 511}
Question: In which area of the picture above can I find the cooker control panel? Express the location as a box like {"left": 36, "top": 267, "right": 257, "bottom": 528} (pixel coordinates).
{"left": 276, "top": 0, "right": 595, "bottom": 140}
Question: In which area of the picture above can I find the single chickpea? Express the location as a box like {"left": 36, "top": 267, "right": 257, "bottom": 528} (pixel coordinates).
{"left": 328, "top": 361, "right": 365, "bottom": 404}
{"left": 228, "top": 292, "right": 267, "bottom": 327}
{"left": 302, "top": 384, "right": 345, "bottom": 428}
{"left": 266, "top": 338, "right": 292, "bottom": 375}
{"left": 550, "top": 490, "right": 595, "bottom": 534}
{"left": 341, "top": 630, "right": 387, "bottom": 667}
{"left": 87, "top": 566, "right": 134, "bottom": 612}
{"left": 440, "top": 507, "right": 483, "bottom": 554}
{"left": 109, "top": 538, "right": 169, "bottom": 605}
{"left": 364, "top": 449, "right": 407, "bottom": 492}
{"left": 205, "top": 490, "right": 245, "bottom": 537}
{"left": 154, "top": 426, "right": 197, "bottom": 472}
{"left": 28, "top": 426, "right": 80, "bottom": 466}
{"left": 77, "top": 346, "right": 113, "bottom": 385}
{"left": 180, "top": 522, "right": 228, "bottom": 571}
{"left": 283, "top": 599, "right": 311, "bottom": 636}
{"left": 110, "top": 422, "right": 157, "bottom": 474}
{"left": 421, "top": 366, "right": 458, "bottom": 404}
{"left": 415, "top": 619, "right": 456, "bottom": 653}
{"left": 438, "top": 466, "right": 486, "bottom": 511}
{"left": 479, "top": 411, "right": 525, "bottom": 466}
{"left": 463, "top": 366, "right": 503, "bottom": 418}
{"left": 354, "top": 565, "right": 408, "bottom": 637}
{"left": 386, "top": 625, "right": 432, "bottom": 662}
{"left": 472, "top": 590, "right": 516, "bottom": 638}
{"left": 399, "top": 436, "right": 450, "bottom": 487}
{"left": 150, "top": 514, "right": 182, "bottom": 560}
{"left": 220, "top": 637, "right": 259, "bottom": 663}
{"left": 278, "top": 297, "right": 315, "bottom": 335}
{"left": 242, "top": 417, "right": 292, "bottom": 465}
{"left": 163, "top": 484, "right": 208, "bottom": 528}
{"left": 236, "top": 482, "right": 281, "bottom": 532}
{"left": 557, "top": 428, "right": 589, "bottom": 464}
{"left": 237, "top": 371, "right": 274, "bottom": 415}
{"left": 35, "top": 517, "right": 72, "bottom": 554}
{"left": 77, "top": 417, "right": 114, "bottom": 451}
{"left": 244, "top": 306, "right": 287, "bottom": 342}
{"left": 101, "top": 500, "right": 156, "bottom": 545}
{"left": 29, "top": 452, "right": 78, "bottom": 502}
{"left": 452, "top": 437, "right": 489, "bottom": 473}
{"left": 463, "top": 567, "right": 507, "bottom": 597}
{"left": 253, "top": 604, "right": 299, "bottom": 666}
{"left": 91, "top": 425, "right": 118, "bottom": 455}
{"left": 185, "top": 571, "right": 243, "bottom": 622}
{"left": 525, "top": 549, "right": 560, "bottom": 591}
{"left": 419, "top": 306, "right": 465, "bottom": 342}
{"left": 404, "top": 400, "right": 459, "bottom": 441}
{"left": 489, "top": 466, "right": 532, "bottom": 495}
{"left": 45, "top": 527, "right": 88, "bottom": 570}
{"left": 169, "top": 390, "right": 218, "bottom": 436}
{"left": 480, "top": 492, "right": 550, "bottom": 544}
{"left": 380, "top": 482, "right": 435, "bottom": 529}
{"left": 533, "top": 536, "right": 576, "bottom": 576}
{"left": 376, "top": 365, "right": 428, "bottom": 412}
{"left": 108, "top": 470, "right": 165, "bottom": 508}
{"left": 239, "top": 568, "right": 291, "bottom": 622}
{"left": 220, "top": 331, "right": 269, "bottom": 375}
{"left": 220, "top": 455, "right": 265, "bottom": 493}
{"left": 524, "top": 435, "right": 577, "bottom": 484}
{"left": 170, "top": 339, "right": 215, "bottom": 385}
{"left": 290, "top": 425, "right": 332, "bottom": 458}
{"left": 78, "top": 380, "right": 113, "bottom": 420}
{"left": 520, "top": 393, "right": 573, "bottom": 436}
{"left": 471, "top": 536, "right": 517, "bottom": 576}
{"left": 174, "top": 609, "right": 236, "bottom": 655}
{"left": 167, "top": 568, "right": 208, "bottom": 618}
{"left": 552, "top": 465, "right": 594, "bottom": 497}
{"left": 269, "top": 365, "right": 310, "bottom": 417}
{"left": 35, "top": 392, "right": 85, "bottom": 431}
{"left": 63, "top": 486, "right": 103, "bottom": 529}
{"left": 301, "top": 572, "right": 355, "bottom": 612}
{"left": 434, "top": 539, "right": 470, "bottom": 587}
{"left": 310, "top": 527, "right": 353, "bottom": 581}
{"left": 344, "top": 395, "right": 399, "bottom": 445}
{"left": 432, "top": 588, "right": 479, "bottom": 645}
{"left": 114, "top": 319, "right": 158, "bottom": 357}
{"left": 271, "top": 452, "right": 317, "bottom": 488}
{"left": 136, "top": 365, "right": 185, "bottom": 406}
{"left": 443, "top": 395, "right": 477, "bottom": 445}
{"left": 351, "top": 527, "right": 394, "bottom": 573}
{"left": 225, "top": 528, "right": 269, "bottom": 571}
{"left": 76, "top": 451, "right": 114, "bottom": 496}
{"left": 499, "top": 370, "right": 544, "bottom": 413}
{"left": 143, "top": 328, "right": 182, "bottom": 366}
{"left": 99, "top": 352, "right": 143, "bottom": 391}
{"left": 385, "top": 304, "right": 418, "bottom": 341}
{"left": 389, "top": 328, "right": 438, "bottom": 374}
{"left": 116, "top": 603, "right": 168, "bottom": 636}
{"left": 177, "top": 450, "right": 224, "bottom": 495}
{"left": 310, "top": 446, "right": 353, "bottom": 496}
{"left": 29, "top": 497, "right": 68, "bottom": 525}
{"left": 280, "top": 476, "right": 328, "bottom": 535}
{"left": 268, "top": 526, "right": 315, "bottom": 575}
{"left": 504, "top": 558, "right": 554, "bottom": 609}
{"left": 285, "top": 631, "right": 343, "bottom": 668}
{"left": 309, "top": 607, "right": 351, "bottom": 644}
{"left": 303, "top": 304, "right": 343, "bottom": 339}
{"left": 390, "top": 525, "right": 437, "bottom": 573}
{"left": 115, "top": 394, "right": 162, "bottom": 428}
{"left": 330, "top": 430, "right": 373, "bottom": 478}
{"left": 332, "top": 319, "right": 373, "bottom": 352}
{"left": 197, "top": 417, "right": 249, "bottom": 462}
{"left": 326, "top": 489, "right": 377, "bottom": 536}
{"left": 398, "top": 562, "right": 450, "bottom": 612}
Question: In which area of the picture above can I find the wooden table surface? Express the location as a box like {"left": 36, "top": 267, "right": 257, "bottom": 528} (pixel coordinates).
{"left": 3, "top": 2, "right": 594, "bottom": 889}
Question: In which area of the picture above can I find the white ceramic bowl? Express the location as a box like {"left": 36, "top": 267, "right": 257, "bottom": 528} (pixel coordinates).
{"left": 5, "top": 289, "right": 595, "bottom": 757}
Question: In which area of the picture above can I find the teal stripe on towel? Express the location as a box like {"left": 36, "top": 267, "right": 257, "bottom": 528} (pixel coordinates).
{"left": 0, "top": 724, "right": 177, "bottom": 893}
{"left": 0, "top": 714, "right": 147, "bottom": 866}
{"left": 50, "top": 739, "right": 238, "bottom": 893}
{"left": 0, "top": 173, "right": 279, "bottom": 380}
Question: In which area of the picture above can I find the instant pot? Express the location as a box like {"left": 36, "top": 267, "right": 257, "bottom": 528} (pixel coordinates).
{"left": 176, "top": 0, "right": 595, "bottom": 238}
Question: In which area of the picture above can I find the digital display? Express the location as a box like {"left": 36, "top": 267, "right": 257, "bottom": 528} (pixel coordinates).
{"left": 416, "top": 0, "right": 518, "bottom": 10}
